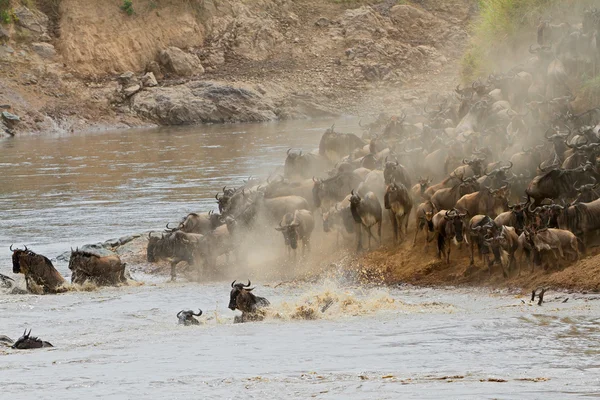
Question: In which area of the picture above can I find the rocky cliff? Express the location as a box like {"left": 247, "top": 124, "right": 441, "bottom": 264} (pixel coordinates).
{"left": 0, "top": 0, "right": 474, "bottom": 136}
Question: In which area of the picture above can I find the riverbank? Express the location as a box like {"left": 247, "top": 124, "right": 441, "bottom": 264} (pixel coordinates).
{"left": 0, "top": 0, "right": 474, "bottom": 136}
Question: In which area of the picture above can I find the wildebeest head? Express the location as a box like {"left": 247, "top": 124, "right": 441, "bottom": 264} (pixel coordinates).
{"left": 10, "top": 244, "right": 28, "bottom": 274}
{"left": 275, "top": 213, "right": 300, "bottom": 249}
{"left": 177, "top": 309, "right": 203, "bottom": 326}
{"left": 463, "top": 157, "right": 486, "bottom": 176}
{"left": 147, "top": 232, "right": 169, "bottom": 262}
{"left": 12, "top": 329, "right": 53, "bottom": 349}
{"left": 228, "top": 280, "right": 266, "bottom": 313}
{"left": 349, "top": 189, "right": 361, "bottom": 208}
{"left": 444, "top": 209, "right": 467, "bottom": 243}
{"left": 417, "top": 176, "right": 432, "bottom": 194}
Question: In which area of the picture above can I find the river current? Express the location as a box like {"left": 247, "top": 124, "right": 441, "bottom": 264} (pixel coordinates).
{"left": 1, "top": 120, "right": 600, "bottom": 399}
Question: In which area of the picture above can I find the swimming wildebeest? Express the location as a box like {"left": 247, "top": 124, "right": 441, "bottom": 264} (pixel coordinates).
{"left": 177, "top": 309, "right": 203, "bottom": 326}
{"left": 10, "top": 329, "right": 53, "bottom": 349}
{"left": 11, "top": 245, "right": 66, "bottom": 294}
{"left": 68, "top": 249, "right": 127, "bottom": 286}
{"left": 228, "top": 280, "right": 270, "bottom": 323}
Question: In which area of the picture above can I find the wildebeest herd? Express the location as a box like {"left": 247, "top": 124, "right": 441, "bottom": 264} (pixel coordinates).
{"left": 4, "top": 10, "right": 600, "bottom": 346}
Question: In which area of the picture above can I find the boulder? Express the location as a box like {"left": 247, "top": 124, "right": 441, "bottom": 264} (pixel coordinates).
{"left": 123, "top": 84, "right": 141, "bottom": 97}
{"left": 131, "top": 80, "right": 278, "bottom": 125}
{"left": 146, "top": 61, "right": 163, "bottom": 80}
{"left": 2, "top": 111, "right": 20, "bottom": 127}
{"left": 158, "top": 47, "right": 204, "bottom": 77}
{"left": 31, "top": 42, "right": 56, "bottom": 59}
{"left": 117, "top": 71, "right": 137, "bottom": 86}
{"left": 141, "top": 72, "right": 158, "bottom": 87}
{"left": 13, "top": 6, "right": 49, "bottom": 39}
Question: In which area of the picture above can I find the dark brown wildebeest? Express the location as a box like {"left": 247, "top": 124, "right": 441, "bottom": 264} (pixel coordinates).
{"left": 494, "top": 202, "right": 528, "bottom": 235}
{"left": 313, "top": 172, "right": 363, "bottom": 210}
{"left": 467, "top": 215, "right": 496, "bottom": 267}
{"left": 319, "top": 125, "right": 366, "bottom": 163}
{"left": 284, "top": 149, "right": 330, "bottom": 180}
{"left": 68, "top": 249, "right": 127, "bottom": 286}
{"left": 455, "top": 185, "right": 510, "bottom": 218}
{"left": 572, "top": 178, "right": 600, "bottom": 203}
{"left": 384, "top": 180, "right": 413, "bottom": 244}
{"left": 275, "top": 210, "right": 315, "bottom": 259}
{"left": 432, "top": 209, "right": 467, "bottom": 264}
{"left": 413, "top": 200, "right": 438, "bottom": 247}
{"left": 177, "top": 309, "right": 203, "bottom": 326}
{"left": 525, "top": 163, "right": 595, "bottom": 206}
{"left": 228, "top": 280, "right": 270, "bottom": 323}
{"left": 554, "top": 197, "right": 600, "bottom": 246}
{"left": 350, "top": 190, "right": 383, "bottom": 252}
{"left": 11, "top": 245, "right": 66, "bottom": 294}
{"left": 383, "top": 158, "right": 412, "bottom": 188}
{"left": 10, "top": 329, "right": 53, "bottom": 349}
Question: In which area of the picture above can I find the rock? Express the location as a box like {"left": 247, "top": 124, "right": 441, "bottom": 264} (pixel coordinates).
{"left": 2, "top": 112, "right": 20, "bottom": 127}
{"left": 131, "top": 80, "right": 278, "bottom": 124}
{"left": 158, "top": 47, "right": 204, "bottom": 77}
{"left": 117, "top": 71, "right": 136, "bottom": 86}
{"left": 21, "top": 73, "right": 37, "bottom": 85}
{"left": 123, "top": 85, "right": 141, "bottom": 97}
{"left": 141, "top": 72, "right": 158, "bottom": 87}
{"left": 0, "top": 25, "right": 9, "bottom": 43}
{"left": 146, "top": 61, "right": 163, "bottom": 80}
{"left": 31, "top": 42, "right": 56, "bottom": 59}
{"left": 13, "top": 6, "right": 49, "bottom": 38}
{"left": 0, "top": 104, "right": 10, "bottom": 109}
{"left": 315, "top": 17, "right": 330, "bottom": 28}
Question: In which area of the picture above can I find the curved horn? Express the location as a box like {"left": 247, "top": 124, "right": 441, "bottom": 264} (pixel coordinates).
{"left": 244, "top": 280, "right": 251, "bottom": 287}
{"left": 24, "top": 245, "right": 28, "bottom": 252}
{"left": 231, "top": 280, "right": 236, "bottom": 288}
{"left": 9, "top": 244, "right": 13, "bottom": 251}
{"left": 287, "top": 148, "right": 292, "bottom": 155}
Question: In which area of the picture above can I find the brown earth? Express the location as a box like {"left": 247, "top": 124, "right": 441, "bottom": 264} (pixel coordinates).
{"left": 0, "top": 0, "right": 475, "bottom": 135}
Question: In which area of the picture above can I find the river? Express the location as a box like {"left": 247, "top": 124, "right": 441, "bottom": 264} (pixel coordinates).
{"left": 1, "top": 121, "right": 600, "bottom": 399}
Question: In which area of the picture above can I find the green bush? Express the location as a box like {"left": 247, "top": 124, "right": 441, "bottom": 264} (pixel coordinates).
{"left": 0, "top": 0, "right": 11, "bottom": 24}
{"left": 120, "top": 0, "right": 134, "bottom": 16}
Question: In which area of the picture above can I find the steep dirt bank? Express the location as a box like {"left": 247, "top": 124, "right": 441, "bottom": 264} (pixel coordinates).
{"left": 346, "top": 231, "right": 600, "bottom": 294}
{"left": 0, "top": 0, "right": 475, "bottom": 136}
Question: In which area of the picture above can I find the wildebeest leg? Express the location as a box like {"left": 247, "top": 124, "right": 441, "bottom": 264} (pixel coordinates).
{"left": 170, "top": 260, "right": 177, "bottom": 282}
{"left": 469, "top": 238, "right": 475, "bottom": 266}
{"left": 356, "top": 225, "right": 363, "bottom": 253}
{"left": 367, "top": 226, "right": 372, "bottom": 250}
{"left": 378, "top": 221, "right": 382, "bottom": 246}
{"left": 446, "top": 242, "right": 451, "bottom": 264}
{"left": 391, "top": 211, "right": 399, "bottom": 244}
{"left": 413, "top": 219, "right": 421, "bottom": 247}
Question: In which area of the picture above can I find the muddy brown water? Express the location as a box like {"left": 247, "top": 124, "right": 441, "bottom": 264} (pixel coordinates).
{"left": 1, "top": 120, "right": 600, "bottom": 399}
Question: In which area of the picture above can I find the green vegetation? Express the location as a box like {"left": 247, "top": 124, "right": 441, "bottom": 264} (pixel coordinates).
{"left": 0, "top": 0, "right": 12, "bottom": 24}
{"left": 120, "top": 0, "right": 134, "bottom": 16}
{"left": 460, "top": 0, "right": 562, "bottom": 82}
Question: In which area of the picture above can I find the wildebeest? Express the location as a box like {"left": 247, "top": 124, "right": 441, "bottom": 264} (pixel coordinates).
{"left": 383, "top": 158, "right": 412, "bottom": 188}
{"left": 284, "top": 149, "right": 330, "bottom": 180}
{"left": 275, "top": 209, "right": 315, "bottom": 259}
{"left": 322, "top": 195, "right": 355, "bottom": 246}
{"left": 247, "top": 193, "right": 310, "bottom": 224}
{"left": 350, "top": 190, "right": 383, "bottom": 252}
{"left": 526, "top": 162, "right": 596, "bottom": 206}
{"left": 228, "top": 280, "right": 270, "bottom": 323}
{"left": 413, "top": 200, "right": 438, "bottom": 246}
{"left": 432, "top": 209, "right": 467, "bottom": 264}
{"left": 555, "top": 197, "right": 600, "bottom": 245}
{"left": 11, "top": 329, "right": 53, "bottom": 349}
{"left": 455, "top": 185, "right": 510, "bottom": 218}
{"left": 494, "top": 202, "right": 528, "bottom": 234}
{"left": 68, "top": 249, "right": 127, "bottom": 286}
{"left": 167, "top": 211, "right": 222, "bottom": 235}
{"left": 467, "top": 215, "right": 496, "bottom": 267}
{"left": 11, "top": 245, "right": 66, "bottom": 294}
{"left": 430, "top": 176, "right": 479, "bottom": 212}
{"left": 313, "top": 172, "right": 363, "bottom": 210}
{"left": 411, "top": 177, "right": 433, "bottom": 203}
{"left": 177, "top": 309, "right": 203, "bottom": 326}
{"left": 384, "top": 180, "right": 413, "bottom": 243}
{"left": 523, "top": 227, "right": 580, "bottom": 271}
{"left": 319, "top": 125, "right": 366, "bottom": 163}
